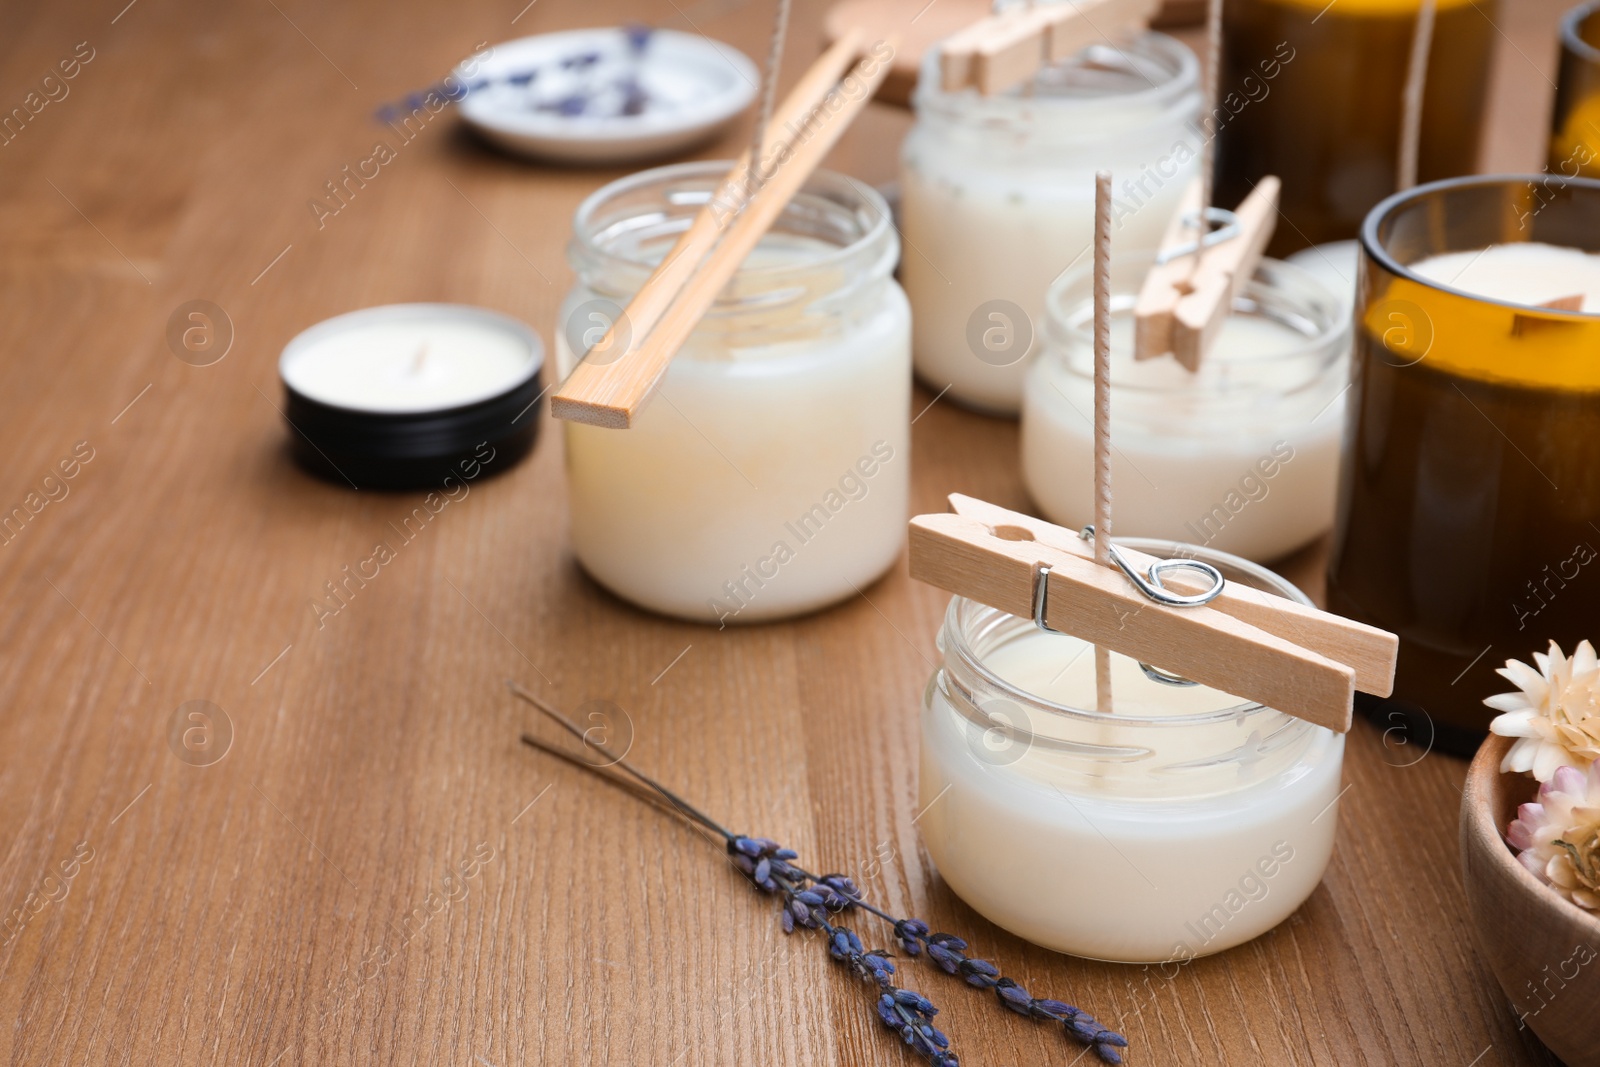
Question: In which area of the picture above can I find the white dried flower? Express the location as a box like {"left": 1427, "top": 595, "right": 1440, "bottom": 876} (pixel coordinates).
{"left": 1507, "top": 762, "right": 1600, "bottom": 912}
{"left": 1487, "top": 640, "right": 1600, "bottom": 782}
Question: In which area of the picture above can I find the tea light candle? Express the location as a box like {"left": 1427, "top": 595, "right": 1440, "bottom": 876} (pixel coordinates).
{"left": 279, "top": 304, "right": 543, "bottom": 489}
{"left": 1021, "top": 257, "right": 1350, "bottom": 561}
{"left": 918, "top": 545, "right": 1343, "bottom": 963}
{"left": 900, "top": 34, "right": 1202, "bottom": 414}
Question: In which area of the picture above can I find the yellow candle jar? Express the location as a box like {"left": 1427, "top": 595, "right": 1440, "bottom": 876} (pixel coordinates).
{"left": 1327, "top": 176, "right": 1600, "bottom": 754}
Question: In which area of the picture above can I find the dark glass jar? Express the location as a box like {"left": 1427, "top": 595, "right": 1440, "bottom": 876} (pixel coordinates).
{"left": 1214, "top": 0, "right": 1497, "bottom": 256}
{"left": 1551, "top": 1, "right": 1600, "bottom": 178}
{"left": 1327, "top": 176, "right": 1600, "bottom": 756}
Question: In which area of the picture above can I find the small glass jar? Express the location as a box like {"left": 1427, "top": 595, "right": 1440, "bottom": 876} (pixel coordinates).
{"left": 919, "top": 541, "right": 1344, "bottom": 963}
{"left": 555, "top": 162, "right": 911, "bottom": 623}
{"left": 1550, "top": 0, "right": 1600, "bottom": 178}
{"left": 900, "top": 33, "right": 1202, "bottom": 415}
{"left": 1021, "top": 254, "right": 1350, "bottom": 562}
{"left": 1215, "top": 0, "right": 1497, "bottom": 255}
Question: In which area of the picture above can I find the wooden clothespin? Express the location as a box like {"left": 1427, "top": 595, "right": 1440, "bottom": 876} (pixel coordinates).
{"left": 909, "top": 495, "right": 1397, "bottom": 733}
{"left": 550, "top": 30, "right": 895, "bottom": 428}
{"left": 1132, "top": 175, "right": 1280, "bottom": 370}
{"left": 939, "top": 0, "right": 1161, "bottom": 97}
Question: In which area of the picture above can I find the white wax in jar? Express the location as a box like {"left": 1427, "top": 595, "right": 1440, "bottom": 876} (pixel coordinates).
{"left": 558, "top": 232, "right": 911, "bottom": 622}
{"left": 1410, "top": 241, "right": 1600, "bottom": 309}
{"left": 901, "top": 172, "right": 1192, "bottom": 414}
{"left": 918, "top": 624, "right": 1343, "bottom": 963}
{"left": 1285, "top": 240, "right": 1361, "bottom": 312}
{"left": 1022, "top": 307, "right": 1344, "bottom": 560}
{"left": 281, "top": 306, "right": 538, "bottom": 412}
{"left": 900, "top": 36, "right": 1202, "bottom": 414}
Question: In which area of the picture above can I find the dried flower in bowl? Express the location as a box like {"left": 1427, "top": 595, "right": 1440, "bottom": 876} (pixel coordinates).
{"left": 1507, "top": 762, "right": 1600, "bottom": 911}
{"left": 1487, "top": 639, "right": 1600, "bottom": 781}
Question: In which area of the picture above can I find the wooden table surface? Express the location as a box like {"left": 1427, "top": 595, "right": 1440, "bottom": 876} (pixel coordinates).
{"left": 0, "top": 1, "right": 1575, "bottom": 1064}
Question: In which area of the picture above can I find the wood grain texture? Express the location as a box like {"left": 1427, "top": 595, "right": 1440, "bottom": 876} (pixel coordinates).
{"left": 0, "top": 1, "right": 1577, "bottom": 1065}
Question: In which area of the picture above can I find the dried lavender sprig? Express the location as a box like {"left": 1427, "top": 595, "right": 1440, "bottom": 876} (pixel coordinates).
{"left": 824, "top": 922, "right": 954, "bottom": 1066}
{"left": 512, "top": 684, "right": 1127, "bottom": 1064}
{"left": 375, "top": 26, "right": 657, "bottom": 125}
{"left": 718, "top": 851, "right": 1127, "bottom": 1063}
{"left": 511, "top": 682, "right": 734, "bottom": 841}
{"left": 767, "top": 867, "right": 956, "bottom": 1067}
{"left": 739, "top": 844, "right": 1128, "bottom": 1065}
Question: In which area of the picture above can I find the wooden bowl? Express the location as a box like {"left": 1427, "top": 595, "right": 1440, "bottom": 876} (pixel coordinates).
{"left": 1460, "top": 733, "right": 1600, "bottom": 1065}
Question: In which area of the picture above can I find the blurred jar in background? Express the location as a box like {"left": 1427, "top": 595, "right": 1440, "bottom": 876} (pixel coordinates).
{"left": 1550, "top": 0, "right": 1600, "bottom": 178}
{"left": 900, "top": 33, "right": 1201, "bottom": 416}
{"left": 1214, "top": 0, "right": 1497, "bottom": 256}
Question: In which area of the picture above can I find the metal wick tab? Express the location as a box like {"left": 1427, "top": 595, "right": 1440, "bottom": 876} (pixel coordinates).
{"left": 1077, "top": 525, "right": 1227, "bottom": 608}
{"left": 1032, "top": 528, "right": 1228, "bottom": 689}
{"left": 1153, "top": 206, "right": 1242, "bottom": 265}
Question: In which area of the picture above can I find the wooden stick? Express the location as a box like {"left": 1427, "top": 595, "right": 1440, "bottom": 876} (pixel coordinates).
{"left": 1397, "top": 0, "right": 1437, "bottom": 193}
{"left": 1512, "top": 293, "right": 1587, "bottom": 335}
{"left": 944, "top": 494, "right": 1397, "bottom": 697}
{"left": 549, "top": 31, "right": 872, "bottom": 428}
{"left": 939, "top": 0, "right": 1160, "bottom": 96}
{"left": 562, "top": 44, "right": 895, "bottom": 428}
{"left": 909, "top": 509, "right": 1359, "bottom": 732}
{"left": 1092, "top": 170, "right": 1114, "bottom": 715}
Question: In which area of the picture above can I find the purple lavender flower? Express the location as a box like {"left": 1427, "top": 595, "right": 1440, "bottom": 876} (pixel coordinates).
{"left": 893, "top": 922, "right": 1129, "bottom": 1063}
{"left": 623, "top": 23, "right": 654, "bottom": 55}
{"left": 619, "top": 78, "right": 648, "bottom": 116}
{"left": 539, "top": 93, "right": 588, "bottom": 117}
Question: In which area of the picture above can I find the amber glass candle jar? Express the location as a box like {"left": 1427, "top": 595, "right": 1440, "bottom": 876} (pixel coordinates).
{"left": 1551, "top": 1, "right": 1600, "bottom": 178}
{"left": 1327, "top": 176, "right": 1600, "bottom": 756}
{"left": 1215, "top": 0, "right": 1496, "bottom": 256}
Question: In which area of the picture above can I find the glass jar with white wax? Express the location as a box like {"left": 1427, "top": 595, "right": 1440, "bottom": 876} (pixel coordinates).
{"left": 554, "top": 162, "right": 911, "bottom": 624}
{"left": 1021, "top": 255, "right": 1349, "bottom": 561}
{"left": 918, "top": 542, "right": 1344, "bottom": 964}
{"left": 900, "top": 33, "right": 1202, "bottom": 415}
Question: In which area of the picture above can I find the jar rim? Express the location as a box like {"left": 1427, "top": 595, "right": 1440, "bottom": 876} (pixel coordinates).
{"left": 1044, "top": 254, "right": 1350, "bottom": 391}
{"left": 1562, "top": 0, "right": 1600, "bottom": 66}
{"left": 569, "top": 159, "right": 895, "bottom": 289}
{"left": 941, "top": 537, "right": 1315, "bottom": 728}
{"left": 1359, "top": 173, "right": 1600, "bottom": 320}
{"left": 912, "top": 32, "right": 1198, "bottom": 123}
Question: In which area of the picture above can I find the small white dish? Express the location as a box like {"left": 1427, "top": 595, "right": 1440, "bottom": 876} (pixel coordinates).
{"left": 458, "top": 28, "right": 758, "bottom": 165}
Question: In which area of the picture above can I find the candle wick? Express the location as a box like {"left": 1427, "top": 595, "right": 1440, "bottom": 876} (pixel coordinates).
{"left": 410, "top": 344, "right": 429, "bottom": 375}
